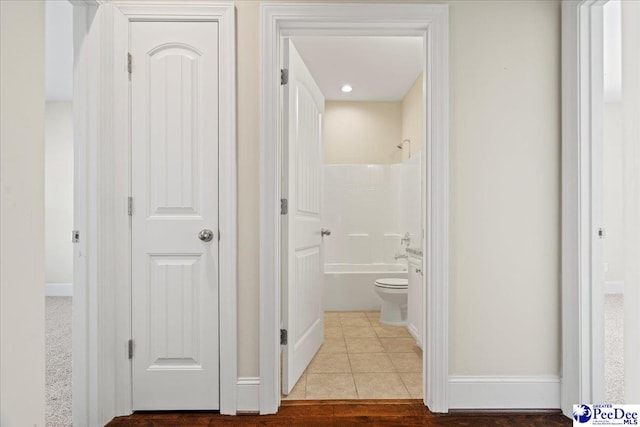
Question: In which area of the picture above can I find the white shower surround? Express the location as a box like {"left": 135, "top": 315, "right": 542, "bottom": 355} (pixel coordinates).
{"left": 324, "top": 263, "right": 407, "bottom": 311}
{"left": 323, "top": 157, "right": 421, "bottom": 311}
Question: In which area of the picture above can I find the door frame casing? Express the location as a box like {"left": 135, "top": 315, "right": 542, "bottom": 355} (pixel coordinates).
{"left": 72, "top": 2, "right": 237, "bottom": 424}
{"left": 561, "top": 0, "right": 607, "bottom": 417}
{"left": 70, "top": 3, "right": 101, "bottom": 425}
{"left": 259, "top": 3, "right": 450, "bottom": 414}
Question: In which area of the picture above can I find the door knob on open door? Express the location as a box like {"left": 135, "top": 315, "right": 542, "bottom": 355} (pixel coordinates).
{"left": 198, "top": 229, "right": 214, "bottom": 242}
{"left": 321, "top": 229, "right": 331, "bottom": 237}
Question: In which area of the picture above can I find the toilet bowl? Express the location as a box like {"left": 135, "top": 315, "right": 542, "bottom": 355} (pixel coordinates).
{"left": 373, "top": 278, "right": 408, "bottom": 326}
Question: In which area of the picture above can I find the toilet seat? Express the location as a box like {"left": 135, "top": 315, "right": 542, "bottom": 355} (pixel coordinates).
{"left": 374, "top": 278, "right": 408, "bottom": 289}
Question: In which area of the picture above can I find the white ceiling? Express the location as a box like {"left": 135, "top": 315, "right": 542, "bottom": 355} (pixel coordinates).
{"left": 291, "top": 37, "right": 423, "bottom": 101}
{"left": 46, "top": 0, "right": 73, "bottom": 101}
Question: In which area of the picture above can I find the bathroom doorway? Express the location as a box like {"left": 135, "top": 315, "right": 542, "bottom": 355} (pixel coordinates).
{"left": 258, "top": 3, "right": 450, "bottom": 414}
{"left": 280, "top": 35, "right": 425, "bottom": 400}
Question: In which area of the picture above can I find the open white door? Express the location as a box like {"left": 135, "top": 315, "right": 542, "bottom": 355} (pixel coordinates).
{"left": 130, "top": 21, "right": 220, "bottom": 410}
{"left": 281, "top": 40, "right": 326, "bottom": 394}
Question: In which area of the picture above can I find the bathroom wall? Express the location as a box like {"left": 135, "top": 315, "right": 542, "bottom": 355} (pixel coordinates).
{"left": 323, "top": 157, "right": 421, "bottom": 266}
{"left": 398, "top": 155, "right": 421, "bottom": 248}
{"left": 323, "top": 101, "right": 402, "bottom": 164}
{"left": 401, "top": 73, "right": 424, "bottom": 161}
{"left": 323, "top": 76, "right": 423, "bottom": 165}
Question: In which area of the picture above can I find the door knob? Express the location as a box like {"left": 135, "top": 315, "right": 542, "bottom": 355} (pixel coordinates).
{"left": 321, "top": 229, "right": 331, "bottom": 237}
{"left": 198, "top": 229, "right": 214, "bottom": 242}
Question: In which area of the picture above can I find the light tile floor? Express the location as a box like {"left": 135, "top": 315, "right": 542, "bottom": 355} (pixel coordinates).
{"left": 282, "top": 311, "right": 423, "bottom": 400}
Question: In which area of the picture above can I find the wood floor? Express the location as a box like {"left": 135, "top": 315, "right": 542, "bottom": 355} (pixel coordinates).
{"left": 107, "top": 399, "right": 572, "bottom": 426}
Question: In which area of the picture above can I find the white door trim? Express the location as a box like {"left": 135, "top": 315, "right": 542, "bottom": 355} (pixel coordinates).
{"left": 72, "top": 2, "right": 237, "bottom": 423}
{"left": 70, "top": 3, "right": 101, "bottom": 425}
{"left": 259, "top": 3, "right": 450, "bottom": 414}
{"left": 561, "top": 0, "right": 608, "bottom": 417}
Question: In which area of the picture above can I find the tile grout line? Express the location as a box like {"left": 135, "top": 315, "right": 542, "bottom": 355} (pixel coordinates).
{"left": 398, "top": 371, "right": 413, "bottom": 398}
{"left": 345, "top": 313, "right": 358, "bottom": 399}
{"left": 302, "top": 371, "right": 307, "bottom": 399}
{"left": 348, "top": 312, "right": 360, "bottom": 398}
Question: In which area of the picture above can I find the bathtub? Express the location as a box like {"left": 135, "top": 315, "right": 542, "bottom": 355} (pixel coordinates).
{"left": 323, "top": 263, "right": 408, "bottom": 311}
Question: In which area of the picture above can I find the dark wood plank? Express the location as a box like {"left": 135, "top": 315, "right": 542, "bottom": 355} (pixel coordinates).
{"left": 274, "top": 404, "right": 335, "bottom": 417}
{"left": 331, "top": 400, "right": 431, "bottom": 417}
{"left": 107, "top": 400, "right": 572, "bottom": 426}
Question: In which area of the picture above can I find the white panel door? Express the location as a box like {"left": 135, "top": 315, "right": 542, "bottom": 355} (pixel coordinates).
{"left": 282, "top": 40, "right": 326, "bottom": 394}
{"left": 131, "top": 21, "right": 219, "bottom": 410}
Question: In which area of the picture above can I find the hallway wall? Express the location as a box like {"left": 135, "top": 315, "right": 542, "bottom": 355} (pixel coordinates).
{"left": 0, "top": 0, "right": 46, "bottom": 425}
{"left": 0, "top": 0, "right": 562, "bottom": 420}
{"left": 448, "top": 0, "right": 560, "bottom": 376}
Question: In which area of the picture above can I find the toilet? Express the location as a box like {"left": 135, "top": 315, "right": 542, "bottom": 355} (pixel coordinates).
{"left": 373, "top": 278, "right": 408, "bottom": 326}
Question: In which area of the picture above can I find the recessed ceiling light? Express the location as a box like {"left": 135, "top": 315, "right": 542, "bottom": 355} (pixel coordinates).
{"left": 341, "top": 84, "right": 353, "bottom": 93}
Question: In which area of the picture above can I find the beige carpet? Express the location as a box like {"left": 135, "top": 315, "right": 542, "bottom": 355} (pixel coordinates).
{"left": 46, "top": 296, "right": 72, "bottom": 426}
{"left": 604, "top": 294, "right": 624, "bottom": 403}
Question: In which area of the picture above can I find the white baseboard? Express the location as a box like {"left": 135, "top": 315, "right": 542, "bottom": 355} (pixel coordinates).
{"left": 237, "top": 377, "right": 260, "bottom": 412}
{"left": 604, "top": 281, "right": 624, "bottom": 294}
{"left": 449, "top": 376, "right": 560, "bottom": 409}
{"left": 46, "top": 282, "right": 73, "bottom": 297}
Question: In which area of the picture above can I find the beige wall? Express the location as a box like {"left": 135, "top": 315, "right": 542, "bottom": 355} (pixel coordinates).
{"left": 236, "top": 0, "right": 561, "bottom": 378}
{"left": 603, "top": 102, "right": 624, "bottom": 283}
{"left": 236, "top": 0, "right": 261, "bottom": 376}
{"left": 323, "top": 74, "right": 423, "bottom": 165}
{"left": 449, "top": 0, "right": 560, "bottom": 375}
{"left": 45, "top": 101, "right": 74, "bottom": 284}
{"left": 622, "top": 0, "right": 640, "bottom": 401}
{"left": 0, "top": 0, "right": 46, "bottom": 425}
{"left": 401, "top": 74, "right": 424, "bottom": 161}
{"left": 323, "top": 101, "right": 402, "bottom": 164}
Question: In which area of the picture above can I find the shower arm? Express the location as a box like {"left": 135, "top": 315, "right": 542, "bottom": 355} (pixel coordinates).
{"left": 397, "top": 139, "right": 411, "bottom": 157}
